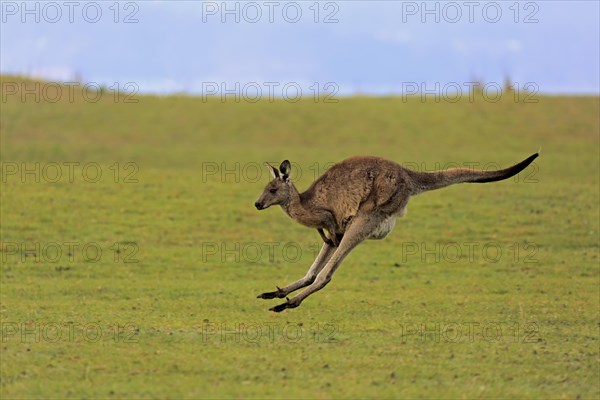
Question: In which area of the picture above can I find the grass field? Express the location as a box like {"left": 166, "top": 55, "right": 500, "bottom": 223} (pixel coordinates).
{"left": 1, "top": 76, "right": 598, "bottom": 399}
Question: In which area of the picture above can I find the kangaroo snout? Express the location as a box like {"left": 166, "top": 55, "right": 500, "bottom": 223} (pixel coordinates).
{"left": 254, "top": 201, "right": 264, "bottom": 210}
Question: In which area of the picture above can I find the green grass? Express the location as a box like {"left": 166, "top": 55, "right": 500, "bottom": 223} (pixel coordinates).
{"left": 1, "top": 75, "right": 599, "bottom": 399}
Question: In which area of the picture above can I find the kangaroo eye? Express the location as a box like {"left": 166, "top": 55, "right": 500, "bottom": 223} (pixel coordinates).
{"left": 269, "top": 188, "right": 278, "bottom": 194}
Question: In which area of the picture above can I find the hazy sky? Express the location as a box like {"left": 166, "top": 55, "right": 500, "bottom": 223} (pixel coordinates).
{"left": 1, "top": 1, "right": 599, "bottom": 95}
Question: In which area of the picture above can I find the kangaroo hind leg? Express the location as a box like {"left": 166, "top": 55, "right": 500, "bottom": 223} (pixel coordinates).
{"left": 257, "top": 242, "right": 336, "bottom": 299}
{"left": 270, "top": 213, "right": 388, "bottom": 312}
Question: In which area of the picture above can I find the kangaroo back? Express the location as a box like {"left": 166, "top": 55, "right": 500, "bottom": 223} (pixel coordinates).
{"left": 407, "top": 153, "right": 539, "bottom": 195}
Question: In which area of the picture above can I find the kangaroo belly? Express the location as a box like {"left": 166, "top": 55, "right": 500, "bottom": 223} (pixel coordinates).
{"left": 367, "top": 205, "right": 407, "bottom": 240}
{"left": 369, "top": 217, "right": 396, "bottom": 240}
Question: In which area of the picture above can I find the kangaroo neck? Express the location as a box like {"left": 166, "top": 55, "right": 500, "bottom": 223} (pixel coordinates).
{"left": 281, "top": 184, "right": 312, "bottom": 225}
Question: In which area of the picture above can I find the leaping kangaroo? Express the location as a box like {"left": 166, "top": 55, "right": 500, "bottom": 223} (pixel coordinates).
{"left": 254, "top": 152, "right": 539, "bottom": 312}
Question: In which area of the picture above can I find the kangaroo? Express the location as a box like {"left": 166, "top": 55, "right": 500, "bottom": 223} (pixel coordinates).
{"left": 254, "top": 152, "right": 539, "bottom": 312}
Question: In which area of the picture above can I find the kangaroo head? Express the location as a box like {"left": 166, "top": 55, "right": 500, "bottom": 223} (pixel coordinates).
{"left": 254, "top": 160, "right": 292, "bottom": 210}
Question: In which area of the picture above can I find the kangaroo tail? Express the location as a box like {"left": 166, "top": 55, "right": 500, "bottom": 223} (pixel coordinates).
{"left": 407, "top": 153, "right": 539, "bottom": 195}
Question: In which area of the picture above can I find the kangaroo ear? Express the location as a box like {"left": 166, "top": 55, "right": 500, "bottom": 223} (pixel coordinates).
{"left": 266, "top": 163, "right": 280, "bottom": 179}
{"left": 279, "top": 160, "right": 291, "bottom": 181}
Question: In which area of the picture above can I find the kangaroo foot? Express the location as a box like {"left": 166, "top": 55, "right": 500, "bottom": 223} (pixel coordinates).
{"left": 269, "top": 297, "right": 299, "bottom": 312}
{"left": 257, "top": 286, "right": 286, "bottom": 299}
